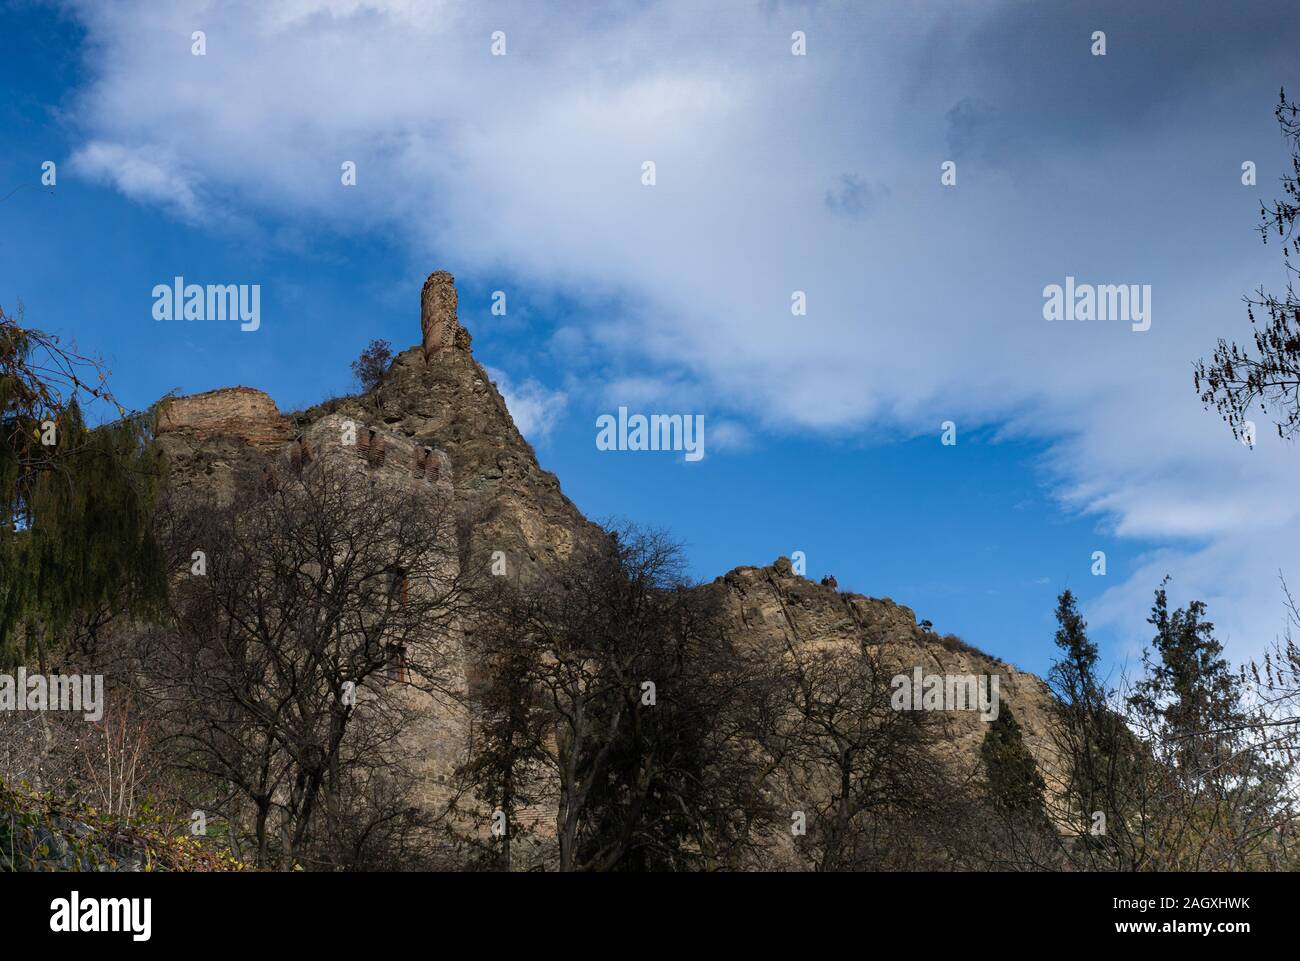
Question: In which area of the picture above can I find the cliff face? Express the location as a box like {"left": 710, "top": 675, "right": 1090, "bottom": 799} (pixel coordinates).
{"left": 714, "top": 559, "right": 1056, "bottom": 774}
{"left": 157, "top": 387, "right": 292, "bottom": 449}
{"left": 151, "top": 272, "right": 603, "bottom": 826}
{"left": 295, "top": 342, "right": 599, "bottom": 574}
{"left": 151, "top": 269, "right": 1062, "bottom": 843}
{"left": 155, "top": 387, "right": 293, "bottom": 503}
{"left": 156, "top": 297, "right": 596, "bottom": 576}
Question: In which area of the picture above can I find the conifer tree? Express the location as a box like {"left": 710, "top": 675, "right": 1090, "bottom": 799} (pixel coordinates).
{"left": 1045, "top": 590, "right": 1137, "bottom": 866}
{"left": 981, "top": 704, "right": 1048, "bottom": 826}
{"left": 1122, "top": 580, "right": 1294, "bottom": 868}
{"left": 1128, "top": 580, "right": 1241, "bottom": 750}
{"left": 1, "top": 304, "right": 166, "bottom": 669}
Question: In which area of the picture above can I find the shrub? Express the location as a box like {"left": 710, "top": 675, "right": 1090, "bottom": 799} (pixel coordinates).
{"left": 350, "top": 339, "right": 392, "bottom": 393}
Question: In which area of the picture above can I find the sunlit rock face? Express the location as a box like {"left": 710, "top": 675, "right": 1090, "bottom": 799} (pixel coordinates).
{"left": 420, "top": 270, "right": 472, "bottom": 360}
{"left": 157, "top": 386, "right": 292, "bottom": 449}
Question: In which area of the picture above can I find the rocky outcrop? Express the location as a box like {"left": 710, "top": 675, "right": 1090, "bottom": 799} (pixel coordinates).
{"left": 157, "top": 387, "right": 292, "bottom": 449}
{"left": 158, "top": 273, "right": 593, "bottom": 572}
{"left": 293, "top": 286, "right": 597, "bottom": 574}
{"left": 150, "top": 268, "right": 1063, "bottom": 859}
{"left": 155, "top": 388, "right": 294, "bottom": 506}
{"left": 293, "top": 413, "right": 454, "bottom": 500}
{"left": 714, "top": 558, "right": 1056, "bottom": 773}
{"left": 421, "top": 270, "right": 472, "bottom": 360}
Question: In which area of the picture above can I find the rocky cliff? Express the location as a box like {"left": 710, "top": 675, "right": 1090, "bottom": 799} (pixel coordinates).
{"left": 152, "top": 269, "right": 1062, "bottom": 845}
{"left": 715, "top": 558, "right": 1055, "bottom": 773}
{"left": 157, "top": 386, "right": 293, "bottom": 449}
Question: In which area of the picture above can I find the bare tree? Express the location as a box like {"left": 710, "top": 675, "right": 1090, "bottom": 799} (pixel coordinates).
{"left": 769, "top": 641, "right": 958, "bottom": 871}
{"left": 460, "top": 526, "right": 779, "bottom": 871}
{"left": 141, "top": 457, "right": 480, "bottom": 868}
{"left": 350, "top": 339, "right": 393, "bottom": 395}
{"left": 1196, "top": 89, "right": 1300, "bottom": 442}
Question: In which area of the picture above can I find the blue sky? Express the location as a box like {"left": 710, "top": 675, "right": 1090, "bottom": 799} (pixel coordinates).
{"left": 2, "top": 0, "right": 1298, "bottom": 678}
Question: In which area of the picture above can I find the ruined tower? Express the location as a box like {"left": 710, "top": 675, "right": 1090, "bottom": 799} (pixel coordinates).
{"left": 420, "top": 270, "right": 471, "bottom": 361}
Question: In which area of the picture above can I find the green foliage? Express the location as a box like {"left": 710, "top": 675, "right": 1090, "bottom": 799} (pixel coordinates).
{"left": 1128, "top": 580, "right": 1241, "bottom": 744}
{"left": 1047, "top": 590, "right": 1113, "bottom": 797}
{"left": 1, "top": 305, "right": 168, "bottom": 667}
{"left": 1051, "top": 591, "right": 1100, "bottom": 704}
{"left": 981, "top": 704, "right": 1048, "bottom": 825}
{"left": 1126, "top": 582, "right": 1297, "bottom": 868}
{"left": 1045, "top": 582, "right": 1298, "bottom": 870}
{"left": 0, "top": 777, "right": 244, "bottom": 872}
{"left": 1046, "top": 589, "right": 1140, "bottom": 865}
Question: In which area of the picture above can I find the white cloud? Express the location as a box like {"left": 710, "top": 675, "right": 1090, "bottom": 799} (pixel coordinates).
{"left": 708, "top": 420, "right": 753, "bottom": 453}
{"left": 57, "top": 0, "right": 1300, "bottom": 664}
{"left": 485, "top": 366, "right": 566, "bottom": 441}
{"left": 69, "top": 141, "right": 204, "bottom": 221}
{"left": 601, "top": 375, "right": 693, "bottom": 409}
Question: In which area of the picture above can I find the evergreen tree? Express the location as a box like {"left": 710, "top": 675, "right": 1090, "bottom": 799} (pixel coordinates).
{"left": 1123, "top": 580, "right": 1294, "bottom": 868}
{"left": 1050, "top": 590, "right": 1102, "bottom": 713}
{"left": 1046, "top": 591, "right": 1111, "bottom": 812}
{"left": 1126, "top": 579, "right": 1258, "bottom": 802}
{"left": 1045, "top": 590, "right": 1137, "bottom": 866}
{"left": 1, "top": 305, "right": 167, "bottom": 669}
{"left": 1128, "top": 580, "right": 1241, "bottom": 748}
{"left": 981, "top": 704, "right": 1048, "bottom": 825}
